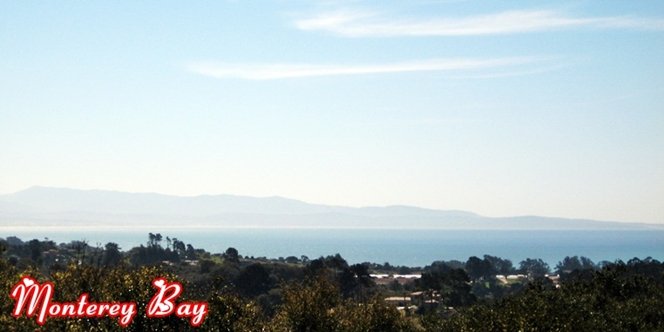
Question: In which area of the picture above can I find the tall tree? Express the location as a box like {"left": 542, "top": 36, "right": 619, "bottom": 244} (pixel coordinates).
{"left": 519, "top": 258, "right": 550, "bottom": 278}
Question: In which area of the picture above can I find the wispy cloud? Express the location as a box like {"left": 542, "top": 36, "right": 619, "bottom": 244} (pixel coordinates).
{"left": 294, "top": 9, "right": 664, "bottom": 37}
{"left": 187, "top": 57, "right": 547, "bottom": 80}
{"left": 449, "top": 63, "right": 570, "bottom": 80}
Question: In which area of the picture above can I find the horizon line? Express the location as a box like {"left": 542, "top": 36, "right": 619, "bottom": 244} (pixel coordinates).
{"left": 2, "top": 185, "right": 659, "bottom": 225}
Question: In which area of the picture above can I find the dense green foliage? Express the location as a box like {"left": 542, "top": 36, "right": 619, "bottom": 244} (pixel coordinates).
{"left": 425, "top": 258, "right": 664, "bottom": 331}
{"left": 1, "top": 235, "right": 663, "bottom": 331}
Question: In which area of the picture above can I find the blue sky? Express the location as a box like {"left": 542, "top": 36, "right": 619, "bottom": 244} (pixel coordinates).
{"left": 1, "top": 1, "right": 663, "bottom": 223}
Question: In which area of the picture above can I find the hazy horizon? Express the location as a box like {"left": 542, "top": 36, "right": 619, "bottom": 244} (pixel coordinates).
{"left": 2, "top": 186, "right": 663, "bottom": 229}
{"left": 1, "top": 1, "right": 663, "bottom": 224}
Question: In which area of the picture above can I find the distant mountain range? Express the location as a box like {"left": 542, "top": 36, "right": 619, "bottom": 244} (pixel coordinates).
{"left": 0, "top": 186, "right": 660, "bottom": 230}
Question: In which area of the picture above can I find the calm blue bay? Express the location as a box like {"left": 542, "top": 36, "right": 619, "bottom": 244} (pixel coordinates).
{"left": 2, "top": 228, "right": 663, "bottom": 267}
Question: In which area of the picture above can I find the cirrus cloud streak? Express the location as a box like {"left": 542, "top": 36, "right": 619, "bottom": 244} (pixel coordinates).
{"left": 187, "top": 57, "right": 548, "bottom": 80}
{"left": 295, "top": 9, "right": 664, "bottom": 37}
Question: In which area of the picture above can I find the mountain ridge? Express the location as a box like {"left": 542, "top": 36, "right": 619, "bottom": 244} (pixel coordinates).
{"left": 0, "top": 186, "right": 659, "bottom": 230}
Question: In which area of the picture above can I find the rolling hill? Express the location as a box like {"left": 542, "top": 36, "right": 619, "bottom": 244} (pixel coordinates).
{"left": 0, "top": 186, "right": 658, "bottom": 230}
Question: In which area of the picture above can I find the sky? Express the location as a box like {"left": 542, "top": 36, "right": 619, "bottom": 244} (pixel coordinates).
{"left": 1, "top": 1, "right": 663, "bottom": 224}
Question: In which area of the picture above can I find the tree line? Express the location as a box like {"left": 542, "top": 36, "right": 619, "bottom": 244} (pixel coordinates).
{"left": 1, "top": 234, "right": 663, "bottom": 331}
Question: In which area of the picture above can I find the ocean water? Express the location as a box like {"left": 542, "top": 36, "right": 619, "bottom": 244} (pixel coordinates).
{"left": 1, "top": 227, "right": 663, "bottom": 267}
